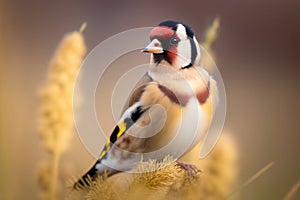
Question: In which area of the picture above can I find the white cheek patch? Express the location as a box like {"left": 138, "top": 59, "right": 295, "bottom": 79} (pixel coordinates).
{"left": 176, "top": 24, "right": 188, "bottom": 40}
{"left": 176, "top": 40, "right": 191, "bottom": 67}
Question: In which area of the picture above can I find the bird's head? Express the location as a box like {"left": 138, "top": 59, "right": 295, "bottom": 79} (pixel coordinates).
{"left": 142, "top": 20, "right": 201, "bottom": 70}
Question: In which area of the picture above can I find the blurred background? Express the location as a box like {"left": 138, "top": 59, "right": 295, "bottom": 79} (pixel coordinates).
{"left": 0, "top": 0, "right": 299, "bottom": 199}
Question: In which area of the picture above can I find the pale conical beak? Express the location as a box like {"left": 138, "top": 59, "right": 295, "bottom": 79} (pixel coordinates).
{"left": 141, "top": 39, "right": 163, "bottom": 54}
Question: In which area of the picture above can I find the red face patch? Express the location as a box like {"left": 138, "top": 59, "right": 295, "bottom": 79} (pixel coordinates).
{"left": 149, "top": 26, "right": 174, "bottom": 40}
{"left": 166, "top": 45, "right": 177, "bottom": 64}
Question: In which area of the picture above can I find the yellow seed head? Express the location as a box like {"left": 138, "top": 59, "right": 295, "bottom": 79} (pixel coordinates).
{"left": 38, "top": 31, "right": 86, "bottom": 154}
{"left": 37, "top": 30, "right": 86, "bottom": 200}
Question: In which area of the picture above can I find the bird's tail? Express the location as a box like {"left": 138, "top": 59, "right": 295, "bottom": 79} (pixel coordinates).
{"left": 73, "top": 160, "right": 117, "bottom": 189}
{"left": 73, "top": 161, "right": 99, "bottom": 189}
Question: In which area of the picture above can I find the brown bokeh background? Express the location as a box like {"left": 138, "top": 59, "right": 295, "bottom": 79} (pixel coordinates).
{"left": 1, "top": 0, "right": 299, "bottom": 199}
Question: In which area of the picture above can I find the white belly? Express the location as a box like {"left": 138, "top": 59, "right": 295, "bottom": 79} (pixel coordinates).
{"left": 101, "top": 97, "right": 208, "bottom": 172}
{"left": 160, "top": 97, "right": 206, "bottom": 159}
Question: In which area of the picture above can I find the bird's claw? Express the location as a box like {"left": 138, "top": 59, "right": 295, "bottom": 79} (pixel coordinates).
{"left": 176, "top": 161, "right": 202, "bottom": 176}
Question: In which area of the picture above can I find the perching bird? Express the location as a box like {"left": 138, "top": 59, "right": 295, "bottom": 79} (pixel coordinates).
{"left": 74, "top": 20, "right": 218, "bottom": 188}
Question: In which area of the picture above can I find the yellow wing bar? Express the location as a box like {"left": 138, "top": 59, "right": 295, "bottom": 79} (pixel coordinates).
{"left": 98, "top": 121, "right": 127, "bottom": 160}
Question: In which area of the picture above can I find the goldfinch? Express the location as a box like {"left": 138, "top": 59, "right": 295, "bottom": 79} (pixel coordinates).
{"left": 74, "top": 20, "right": 218, "bottom": 188}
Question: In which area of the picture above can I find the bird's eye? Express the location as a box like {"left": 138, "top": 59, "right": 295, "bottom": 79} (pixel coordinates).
{"left": 170, "top": 37, "right": 179, "bottom": 45}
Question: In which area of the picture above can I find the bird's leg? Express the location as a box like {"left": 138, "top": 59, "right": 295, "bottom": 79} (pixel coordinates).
{"left": 175, "top": 160, "right": 202, "bottom": 176}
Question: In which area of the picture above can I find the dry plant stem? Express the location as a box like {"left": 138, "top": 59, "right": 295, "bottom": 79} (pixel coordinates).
{"left": 283, "top": 180, "right": 300, "bottom": 200}
{"left": 203, "top": 17, "right": 220, "bottom": 49}
{"left": 224, "top": 162, "right": 274, "bottom": 200}
{"left": 50, "top": 150, "right": 60, "bottom": 200}
{"left": 80, "top": 22, "right": 87, "bottom": 33}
